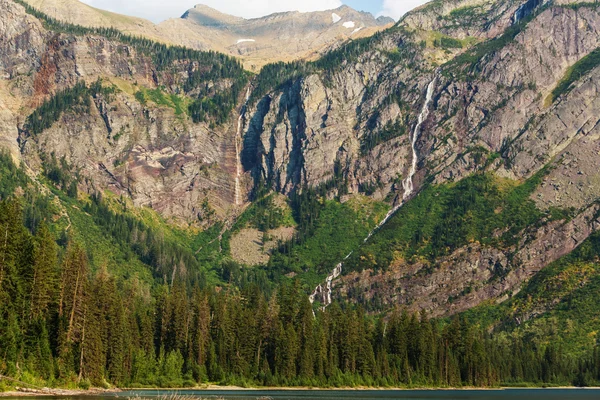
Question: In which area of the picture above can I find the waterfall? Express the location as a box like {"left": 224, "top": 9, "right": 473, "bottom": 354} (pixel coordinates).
{"left": 309, "top": 75, "right": 438, "bottom": 310}
{"left": 402, "top": 76, "right": 437, "bottom": 201}
{"left": 512, "top": 0, "right": 543, "bottom": 25}
{"left": 234, "top": 87, "right": 252, "bottom": 206}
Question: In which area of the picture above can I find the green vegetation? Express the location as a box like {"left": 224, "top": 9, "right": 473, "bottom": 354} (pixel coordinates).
{"left": 41, "top": 153, "right": 79, "bottom": 198}
{"left": 269, "top": 197, "right": 388, "bottom": 279}
{"left": 0, "top": 152, "right": 28, "bottom": 199}
{"left": 361, "top": 119, "right": 407, "bottom": 155}
{"left": 346, "top": 172, "right": 550, "bottom": 273}
{"left": 433, "top": 36, "right": 463, "bottom": 50}
{"left": 5, "top": 1, "right": 600, "bottom": 387}
{"left": 448, "top": 5, "right": 485, "bottom": 20}
{"left": 465, "top": 229, "right": 600, "bottom": 357}
{"left": 249, "top": 61, "right": 314, "bottom": 104}
{"left": 560, "top": 2, "right": 600, "bottom": 11}
{"left": 135, "top": 87, "right": 189, "bottom": 116}
{"left": 443, "top": 4, "right": 547, "bottom": 78}
{"left": 547, "top": 47, "right": 600, "bottom": 105}
{"left": 1, "top": 196, "right": 600, "bottom": 388}
{"left": 15, "top": 0, "right": 248, "bottom": 125}
{"left": 230, "top": 194, "right": 295, "bottom": 234}
{"left": 83, "top": 194, "right": 202, "bottom": 282}
{"left": 0, "top": 152, "right": 63, "bottom": 237}
{"left": 24, "top": 79, "right": 115, "bottom": 136}
{"left": 1, "top": 149, "right": 600, "bottom": 390}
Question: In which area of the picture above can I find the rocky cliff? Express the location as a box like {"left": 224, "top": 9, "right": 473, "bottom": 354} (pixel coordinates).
{"left": 1, "top": 0, "right": 247, "bottom": 225}
{"left": 239, "top": 0, "right": 600, "bottom": 315}
{"left": 2, "top": 0, "right": 600, "bottom": 317}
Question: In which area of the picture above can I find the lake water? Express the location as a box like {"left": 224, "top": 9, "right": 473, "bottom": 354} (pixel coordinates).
{"left": 4, "top": 389, "right": 600, "bottom": 400}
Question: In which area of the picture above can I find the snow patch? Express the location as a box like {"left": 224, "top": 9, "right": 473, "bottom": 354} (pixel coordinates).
{"left": 331, "top": 13, "right": 341, "bottom": 23}
{"left": 236, "top": 39, "right": 256, "bottom": 44}
{"left": 351, "top": 27, "right": 363, "bottom": 35}
{"left": 343, "top": 21, "right": 355, "bottom": 28}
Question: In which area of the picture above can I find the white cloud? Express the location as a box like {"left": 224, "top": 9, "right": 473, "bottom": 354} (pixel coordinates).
{"left": 81, "top": 0, "right": 344, "bottom": 22}
{"left": 379, "top": 0, "right": 430, "bottom": 20}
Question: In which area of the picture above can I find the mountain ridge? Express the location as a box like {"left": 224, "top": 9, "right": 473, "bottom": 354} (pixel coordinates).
{"left": 2, "top": 0, "right": 600, "bottom": 389}
{"left": 3, "top": 0, "right": 600, "bottom": 358}
{"left": 21, "top": 0, "right": 395, "bottom": 69}
{"left": 161, "top": 3, "right": 395, "bottom": 69}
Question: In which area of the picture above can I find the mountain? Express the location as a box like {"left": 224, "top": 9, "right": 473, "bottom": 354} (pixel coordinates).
{"left": 24, "top": 0, "right": 171, "bottom": 42}
{"left": 243, "top": 0, "right": 600, "bottom": 320}
{"left": 21, "top": 0, "right": 394, "bottom": 69}
{"left": 158, "top": 4, "right": 394, "bottom": 69}
{"left": 4, "top": 0, "right": 600, "bottom": 311}
{"left": 2, "top": 0, "right": 600, "bottom": 389}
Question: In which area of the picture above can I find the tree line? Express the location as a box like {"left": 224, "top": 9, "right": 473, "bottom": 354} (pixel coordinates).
{"left": 1, "top": 197, "right": 600, "bottom": 389}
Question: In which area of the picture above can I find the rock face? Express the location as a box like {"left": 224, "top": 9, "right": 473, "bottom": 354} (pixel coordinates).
{"left": 159, "top": 5, "right": 393, "bottom": 69}
{"left": 338, "top": 204, "right": 600, "bottom": 317}
{"left": 3, "top": 0, "right": 600, "bottom": 316}
{"left": 238, "top": 1, "right": 600, "bottom": 314}
{"left": 1, "top": 0, "right": 241, "bottom": 225}
{"left": 242, "top": 42, "right": 425, "bottom": 202}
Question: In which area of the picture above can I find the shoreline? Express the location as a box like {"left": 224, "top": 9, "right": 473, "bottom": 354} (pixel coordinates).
{"left": 0, "top": 388, "right": 121, "bottom": 397}
{"left": 2, "top": 385, "right": 600, "bottom": 396}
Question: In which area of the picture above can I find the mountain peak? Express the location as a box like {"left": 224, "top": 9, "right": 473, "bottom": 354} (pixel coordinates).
{"left": 182, "top": 3, "right": 245, "bottom": 26}
{"left": 161, "top": 3, "right": 393, "bottom": 68}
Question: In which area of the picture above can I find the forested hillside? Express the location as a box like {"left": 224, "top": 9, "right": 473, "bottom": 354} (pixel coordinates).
{"left": 3, "top": 0, "right": 600, "bottom": 390}
{"left": 1, "top": 145, "right": 600, "bottom": 389}
{"left": 1, "top": 156, "right": 600, "bottom": 389}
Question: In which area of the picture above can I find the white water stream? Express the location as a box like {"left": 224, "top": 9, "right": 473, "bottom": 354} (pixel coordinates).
{"left": 234, "top": 87, "right": 252, "bottom": 206}
{"left": 309, "top": 76, "right": 438, "bottom": 310}
{"left": 402, "top": 77, "right": 437, "bottom": 200}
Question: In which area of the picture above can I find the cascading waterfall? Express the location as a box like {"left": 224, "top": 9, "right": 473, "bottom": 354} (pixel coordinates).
{"left": 402, "top": 76, "right": 437, "bottom": 201}
{"left": 309, "top": 75, "right": 438, "bottom": 310}
{"left": 234, "top": 87, "right": 252, "bottom": 206}
{"left": 511, "top": 0, "right": 543, "bottom": 25}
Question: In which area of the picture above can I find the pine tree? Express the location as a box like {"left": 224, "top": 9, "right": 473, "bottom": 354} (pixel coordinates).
{"left": 297, "top": 297, "right": 315, "bottom": 379}
{"left": 57, "top": 242, "right": 90, "bottom": 378}
{"left": 189, "top": 287, "right": 210, "bottom": 381}
{"left": 29, "top": 224, "right": 58, "bottom": 321}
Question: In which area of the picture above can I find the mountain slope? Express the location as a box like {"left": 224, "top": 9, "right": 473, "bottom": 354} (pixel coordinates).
{"left": 3, "top": 0, "right": 600, "bottom": 322}
{"left": 2, "top": 0, "right": 249, "bottom": 225}
{"left": 238, "top": 0, "right": 600, "bottom": 316}
{"left": 159, "top": 4, "right": 394, "bottom": 69}
{"left": 2, "top": 0, "right": 600, "bottom": 389}
{"left": 21, "top": 0, "right": 393, "bottom": 69}
{"left": 25, "top": 0, "right": 170, "bottom": 42}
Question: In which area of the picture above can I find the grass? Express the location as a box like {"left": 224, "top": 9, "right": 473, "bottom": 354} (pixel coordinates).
{"left": 268, "top": 196, "right": 389, "bottom": 282}
{"left": 345, "top": 170, "right": 555, "bottom": 273}
{"left": 464, "top": 229, "right": 600, "bottom": 355}
{"left": 135, "top": 87, "right": 190, "bottom": 116}
{"left": 546, "top": 47, "right": 600, "bottom": 106}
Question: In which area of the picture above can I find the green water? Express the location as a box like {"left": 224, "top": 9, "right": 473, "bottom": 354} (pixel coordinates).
{"left": 4, "top": 389, "right": 600, "bottom": 400}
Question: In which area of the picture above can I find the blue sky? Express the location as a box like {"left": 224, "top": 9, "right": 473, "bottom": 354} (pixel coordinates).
{"left": 80, "top": 0, "right": 429, "bottom": 22}
{"left": 343, "top": 0, "right": 383, "bottom": 15}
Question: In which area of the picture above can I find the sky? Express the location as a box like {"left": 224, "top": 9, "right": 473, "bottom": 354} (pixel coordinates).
{"left": 79, "top": 0, "right": 430, "bottom": 23}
